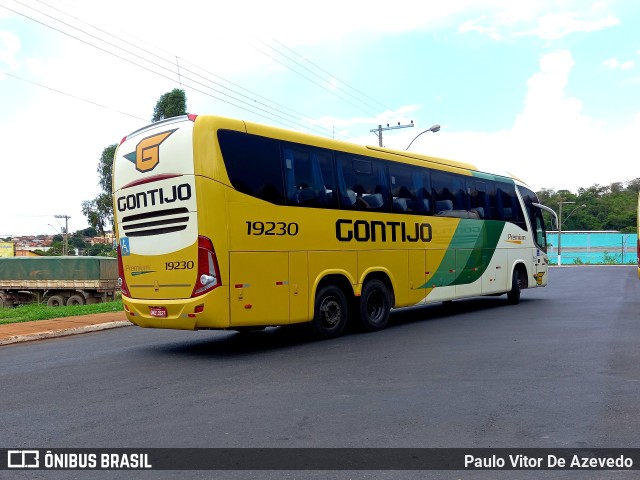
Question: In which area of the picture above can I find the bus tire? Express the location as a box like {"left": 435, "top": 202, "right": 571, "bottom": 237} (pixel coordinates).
{"left": 359, "top": 279, "right": 391, "bottom": 332}
{"left": 66, "top": 295, "right": 85, "bottom": 306}
{"left": 507, "top": 270, "right": 522, "bottom": 305}
{"left": 311, "top": 285, "right": 348, "bottom": 339}
{"left": 47, "top": 295, "right": 66, "bottom": 307}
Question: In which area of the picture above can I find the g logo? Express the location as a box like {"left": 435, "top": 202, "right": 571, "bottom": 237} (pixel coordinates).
{"left": 124, "top": 129, "right": 176, "bottom": 173}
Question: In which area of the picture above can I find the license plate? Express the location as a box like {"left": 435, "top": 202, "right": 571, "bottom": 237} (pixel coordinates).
{"left": 149, "top": 306, "right": 168, "bottom": 318}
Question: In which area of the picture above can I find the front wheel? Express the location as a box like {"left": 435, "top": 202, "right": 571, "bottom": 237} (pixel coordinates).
{"left": 507, "top": 270, "right": 522, "bottom": 305}
{"left": 358, "top": 279, "right": 391, "bottom": 331}
{"left": 311, "top": 285, "right": 348, "bottom": 339}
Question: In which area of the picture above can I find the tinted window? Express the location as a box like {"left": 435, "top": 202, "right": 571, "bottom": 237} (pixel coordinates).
{"left": 532, "top": 209, "right": 547, "bottom": 250}
{"left": 282, "top": 144, "right": 337, "bottom": 208}
{"left": 388, "top": 163, "right": 432, "bottom": 214}
{"left": 466, "top": 179, "right": 491, "bottom": 219}
{"left": 518, "top": 185, "right": 545, "bottom": 242}
{"left": 495, "top": 181, "right": 526, "bottom": 229}
{"left": 336, "top": 154, "right": 389, "bottom": 211}
{"left": 432, "top": 171, "right": 467, "bottom": 214}
{"left": 218, "top": 130, "right": 285, "bottom": 205}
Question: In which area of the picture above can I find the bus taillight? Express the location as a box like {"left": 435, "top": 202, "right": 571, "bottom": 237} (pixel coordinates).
{"left": 191, "top": 236, "right": 221, "bottom": 297}
{"left": 117, "top": 245, "right": 131, "bottom": 298}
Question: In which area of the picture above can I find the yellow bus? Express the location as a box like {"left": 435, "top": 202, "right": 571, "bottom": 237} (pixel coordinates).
{"left": 113, "top": 114, "right": 553, "bottom": 338}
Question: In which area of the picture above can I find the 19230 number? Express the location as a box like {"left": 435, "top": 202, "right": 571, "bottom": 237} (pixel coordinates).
{"left": 165, "top": 261, "right": 194, "bottom": 270}
{"left": 246, "top": 221, "right": 299, "bottom": 236}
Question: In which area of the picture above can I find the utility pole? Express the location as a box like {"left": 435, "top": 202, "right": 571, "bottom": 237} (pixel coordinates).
{"left": 55, "top": 214, "right": 70, "bottom": 256}
{"left": 370, "top": 121, "right": 414, "bottom": 147}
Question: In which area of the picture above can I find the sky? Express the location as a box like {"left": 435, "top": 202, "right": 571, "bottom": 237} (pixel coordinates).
{"left": 1, "top": 0, "right": 639, "bottom": 236}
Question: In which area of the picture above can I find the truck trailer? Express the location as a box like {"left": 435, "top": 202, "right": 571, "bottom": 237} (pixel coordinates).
{"left": 0, "top": 256, "right": 118, "bottom": 307}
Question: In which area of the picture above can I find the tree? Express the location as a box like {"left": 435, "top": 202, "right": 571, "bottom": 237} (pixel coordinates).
{"left": 152, "top": 88, "right": 187, "bottom": 122}
{"left": 78, "top": 227, "right": 98, "bottom": 238}
{"left": 537, "top": 179, "right": 638, "bottom": 233}
{"left": 88, "top": 243, "right": 117, "bottom": 257}
{"left": 82, "top": 144, "right": 117, "bottom": 234}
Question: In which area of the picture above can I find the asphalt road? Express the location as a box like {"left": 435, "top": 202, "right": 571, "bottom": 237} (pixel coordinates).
{"left": 1, "top": 265, "right": 639, "bottom": 480}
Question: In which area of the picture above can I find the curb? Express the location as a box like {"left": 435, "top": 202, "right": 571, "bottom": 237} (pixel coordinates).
{"left": 0, "top": 321, "right": 133, "bottom": 346}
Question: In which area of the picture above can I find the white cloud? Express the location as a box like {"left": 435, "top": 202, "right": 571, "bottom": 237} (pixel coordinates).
{"left": 457, "top": 2, "right": 620, "bottom": 41}
{"left": 458, "top": 17, "right": 504, "bottom": 40}
{"left": 382, "top": 50, "right": 639, "bottom": 193}
{"left": 602, "top": 57, "right": 635, "bottom": 70}
{"left": 524, "top": 13, "right": 619, "bottom": 40}
{"left": 0, "top": 30, "right": 21, "bottom": 70}
{"left": 306, "top": 104, "right": 421, "bottom": 132}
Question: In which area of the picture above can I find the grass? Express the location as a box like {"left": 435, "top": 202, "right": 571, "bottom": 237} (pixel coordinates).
{"left": 0, "top": 300, "right": 124, "bottom": 325}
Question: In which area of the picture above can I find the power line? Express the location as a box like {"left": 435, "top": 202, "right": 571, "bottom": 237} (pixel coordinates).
{"left": 271, "top": 38, "right": 395, "bottom": 115}
{"left": 1, "top": 70, "right": 148, "bottom": 121}
{"left": 35, "top": 0, "right": 337, "bottom": 134}
{"left": 6, "top": 0, "right": 357, "bottom": 140}
{"left": 248, "top": 38, "right": 382, "bottom": 118}
{"left": 34, "top": 0, "right": 338, "bottom": 137}
{"left": 2, "top": 4, "right": 334, "bottom": 137}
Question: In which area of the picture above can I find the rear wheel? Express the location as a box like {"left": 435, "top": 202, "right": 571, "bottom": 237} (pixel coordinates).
{"left": 66, "top": 295, "right": 85, "bottom": 306}
{"left": 47, "top": 295, "right": 66, "bottom": 307}
{"left": 358, "top": 279, "right": 391, "bottom": 332}
{"left": 311, "top": 285, "right": 348, "bottom": 339}
{"left": 507, "top": 269, "right": 522, "bottom": 305}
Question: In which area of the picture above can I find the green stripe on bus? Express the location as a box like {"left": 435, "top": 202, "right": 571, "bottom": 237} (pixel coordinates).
{"left": 418, "top": 220, "right": 505, "bottom": 288}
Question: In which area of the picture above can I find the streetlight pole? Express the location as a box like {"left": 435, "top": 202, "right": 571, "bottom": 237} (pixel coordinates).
{"left": 54, "top": 214, "right": 70, "bottom": 256}
{"left": 406, "top": 124, "right": 441, "bottom": 150}
{"left": 557, "top": 202, "right": 585, "bottom": 266}
{"left": 370, "top": 121, "right": 414, "bottom": 147}
{"left": 557, "top": 202, "right": 573, "bottom": 266}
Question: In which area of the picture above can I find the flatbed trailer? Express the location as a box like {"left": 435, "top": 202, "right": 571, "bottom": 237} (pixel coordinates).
{"left": 0, "top": 256, "right": 118, "bottom": 307}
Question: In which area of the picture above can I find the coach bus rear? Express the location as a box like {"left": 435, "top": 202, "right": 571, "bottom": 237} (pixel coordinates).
{"left": 113, "top": 114, "right": 227, "bottom": 330}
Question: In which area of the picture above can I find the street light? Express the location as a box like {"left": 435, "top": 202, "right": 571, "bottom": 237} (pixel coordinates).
{"left": 405, "top": 124, "right": 441, "bottom": 150}
{"left": 53, "top": 214, "right": 70, "bottom": 256}
{"left": 557, "top": 202, "right": 585, "bottom": 266}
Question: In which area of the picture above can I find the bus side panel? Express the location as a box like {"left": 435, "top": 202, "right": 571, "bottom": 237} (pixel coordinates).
{"left": 289, "top": 251, "right": 309, "bottom": 324}
{"left": 229, "top": 252, "right": 289, "bottom": 326}
{"left": 408, "top": 249, "right": 426, "bottom": 306}
{"left": 482, "top": 248, "right": 508, "bottom": 294}
{"left": 455, "top": 248, "right": 483, "bottom": 298}
{"left": 357, "top": 250, "right": 408, "bottom": 307}
{"left": 423, "top": 249, "right": 456, "bottom": 302}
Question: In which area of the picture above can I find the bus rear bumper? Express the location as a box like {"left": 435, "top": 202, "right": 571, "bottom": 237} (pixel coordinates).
{"left": 122, "top": 287, "right": 230, "bottom": 330}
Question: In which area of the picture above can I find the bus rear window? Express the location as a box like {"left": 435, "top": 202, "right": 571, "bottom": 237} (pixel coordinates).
{"left": 218, "top": 130, "right": 286, "bottom": 205}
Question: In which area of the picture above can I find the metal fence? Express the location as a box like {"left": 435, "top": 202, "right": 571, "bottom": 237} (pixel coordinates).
{"left": 546, "top": 231, "right": 637, "bottom": 265}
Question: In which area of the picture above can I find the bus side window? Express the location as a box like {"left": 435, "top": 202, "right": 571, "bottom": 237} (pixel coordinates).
{"left": 432, "top": 171, "right": 468, "bottom": 215}
{"left": 388, "top": 163, "right": 432, "bottom": 215}
{"left": 336, "top": 154, "right": 389, "bottom": 212}
{"left": 218, "top": 130, "right": 286, "bottom": 205}
{"left": 467, "top": 179, "right": 491, "bottom": 219}
{"left": 282, "top": 144, "right": 337, "bottom": 209}
{"left": 495, "top": 181, "right": 527, "bottom": 229}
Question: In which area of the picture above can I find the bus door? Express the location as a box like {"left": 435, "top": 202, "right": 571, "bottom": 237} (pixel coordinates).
{"left": 530, "top": 206, "right": 550, "bottom": 287}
